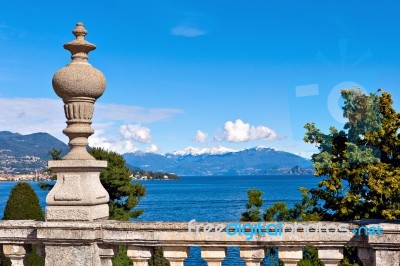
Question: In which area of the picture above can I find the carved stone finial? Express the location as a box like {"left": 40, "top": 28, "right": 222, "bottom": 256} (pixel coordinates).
{"left": 52, "top": 22, "right": 106, "bottom": 160}
{"left": 46, "top": 23, "right": 109, "bottom": 221}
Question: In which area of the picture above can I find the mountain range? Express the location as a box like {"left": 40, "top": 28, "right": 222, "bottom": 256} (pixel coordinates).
{"left": 124, "top": 146, "right": 314, "bottom": 176}
{"left": 0, "top": 131, "right": 314, "bottom": 176}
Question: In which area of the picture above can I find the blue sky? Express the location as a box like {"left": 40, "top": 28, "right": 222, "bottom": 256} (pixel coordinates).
{"left": 1, "top": 0, "right": 400, "bottom": 157}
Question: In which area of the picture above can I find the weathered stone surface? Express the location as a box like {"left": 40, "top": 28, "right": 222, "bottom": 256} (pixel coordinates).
{"left": 46, "top": 160, "right": 108, "bottom": 206}
{"left": 45, "top": 244, "right": 100, "bottom": 266}
{"left": 127, "top": 246, "right": 153, "bottom": 265}
{"left": 374, "top": 250, "right": 400, "bottom": 266}
{"left": 45, "top": 204, "right": 109, "bottom": 221}
{"left": 201, "top": 247, "right": 226, "bottom": 266}
{"left": 278, "top": 246, "right": 303, "bottom": 266}
{"left": 239, "top": 247, "right": 265, "bottom": 266}
{"left": 46, "top": 160, "right": 109, "bottom": 221}
{"left": 98, "top": 244, "right": 118, "bottom": 266}
{"left": 318, "top": 247, "right": 344, "bottom": 266}
{"left": 2, "top": 244, "right": 28, "bottom": 266}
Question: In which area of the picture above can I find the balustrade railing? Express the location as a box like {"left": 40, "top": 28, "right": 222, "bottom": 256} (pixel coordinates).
{"left": 1, "top": 220, "right": 399, "bottom": 265}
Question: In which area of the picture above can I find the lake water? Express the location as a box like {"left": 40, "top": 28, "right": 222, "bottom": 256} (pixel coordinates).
{"left": 0, "top": 175, "right": 321, "bottom": 265}
{"left": 134, "top": 175, "right": 320, "bottom": 222}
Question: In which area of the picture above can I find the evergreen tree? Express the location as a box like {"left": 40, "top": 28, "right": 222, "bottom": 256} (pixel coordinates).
{"left": 89, "top": 147, "right": 146, "bottom": 220}
{"left": 148, "top": 247, "right": 170, "bottom": 266}
{"left": 240, "top": 189, "right": 264, "bottom": 222}
{"left": 302, "top": 88, "right": 400, "bottom": 220}
{"left": 3, "top": 182, "right": 44, "bottom": 220}
{"left": 1, "top": 182, "right": 45, "bottom": 266}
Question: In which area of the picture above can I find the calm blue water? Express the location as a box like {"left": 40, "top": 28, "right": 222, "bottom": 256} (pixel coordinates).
{"left": 134, "top": 175, "right": 320, "bottom": 222}
{"left": 0, "top": 175, "right": 321, "bottom": 265}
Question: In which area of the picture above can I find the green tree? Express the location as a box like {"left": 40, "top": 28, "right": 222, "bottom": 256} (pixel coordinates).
{"left": 4, "top": 182, "right": 44, "bottom": 220}
{"left": 148, "top": 247, "right": 170, "bottom": 266}
{"left": 302, "top": 88, "right": 400, "bottom": 220}
{"left": 1, "top": 183, "right": 45, "bottom": 266}
{"left": 89, "top": 148, "right": 146, "bottom": 221}
{"left": 240, "top": 189, "right": 264, "bottom": 222}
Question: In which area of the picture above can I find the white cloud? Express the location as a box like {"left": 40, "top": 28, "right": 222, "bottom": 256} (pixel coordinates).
{"left": 0, "top": 97, "right": 183, "bottom": 143}
{"left": 194, "top": 130, "right": 208, "bottom": 143}
{"left": 120, "top": 124, "right": 152, "bottom": 143}
{"left": 223, "top": 119, "right": 278, "bottom": 142}
{"left": 147, "top": 144, "right": 159, "bottom": 153}
{"left": 89, "top": 130, "right": 138, "bottom": 154}
{"left": 0, "top": 97, "right": 66, "bottom": 141}
{"left": 171, "top": 25, "right": 206, "bottom": 37}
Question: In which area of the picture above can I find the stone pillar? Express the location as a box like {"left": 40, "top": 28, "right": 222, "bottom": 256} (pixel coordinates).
{"left": 317, "top": 247, "right": 343, "bottom": 266}
{"left": 201, "top": 246, "right": 226, "bottom": 266}
{"left": 163, "top": 246, "right": 189, "bottom": 266}
{"left": 46, "top": 22, "right": 109, "bottom": 222}
{"left": 98, "top": 244, "right": 117, "bottom": 266}
{"left": 278, "top": 247, "right": 303, "bottom": 266}
{"left": 2, "top": 244, "right": 28, "bottom": 266}
{"left": 127, "top": 246, "right": 153, "bottom": 266}
{"left": 239, "top": 247, "right": 265, "bottom": 266}
{"left": 374, "top": 250, "right": 400, "bottom": 266}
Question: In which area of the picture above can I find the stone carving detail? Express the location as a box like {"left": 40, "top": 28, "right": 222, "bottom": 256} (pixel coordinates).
{"left": 64, "top": 99, "right": 94, "bottom": 121}
{"left": 52, "top": 22, "right": 106, "bottom": 160}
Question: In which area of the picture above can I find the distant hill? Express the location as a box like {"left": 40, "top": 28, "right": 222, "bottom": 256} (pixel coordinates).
{"left": 0, "top": 131, "right": 69, "bottom": 174}
{"left": 124, "top": 146, "right": 314, "bottom": 176}
{"left": 0, "top": 131, "right": 314, "bottom": 176}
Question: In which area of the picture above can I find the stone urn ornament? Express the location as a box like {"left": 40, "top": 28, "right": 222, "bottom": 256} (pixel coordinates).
{"left": 46, "top": 23, "right": 110, "bottom": 221}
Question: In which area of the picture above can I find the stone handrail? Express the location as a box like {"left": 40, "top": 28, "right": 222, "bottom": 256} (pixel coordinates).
{"left": 1, "top": 220, "right": 399, "bottom": 266}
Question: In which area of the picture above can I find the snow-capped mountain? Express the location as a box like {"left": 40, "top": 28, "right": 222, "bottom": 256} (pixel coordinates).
{"left": 170, "top": 145, "right": 237, "bottom": 156}
{"left": 123, "top": 146, "right": 314, "bottom": 176}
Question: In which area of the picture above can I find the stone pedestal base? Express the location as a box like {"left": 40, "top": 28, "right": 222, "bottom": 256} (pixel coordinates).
{"left": 46, "top": 204, "right": 109, "bottom": 221}
{"left": 45, "top": 160, "right": 109, "bottom": 221}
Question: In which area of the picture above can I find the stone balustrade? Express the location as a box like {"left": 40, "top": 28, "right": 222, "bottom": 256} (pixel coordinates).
{"left": 0, "top": 220, "right": 399, "bottom": 265}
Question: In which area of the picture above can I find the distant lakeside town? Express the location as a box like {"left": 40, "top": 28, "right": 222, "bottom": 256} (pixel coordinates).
{"left": 0, "top": 172, "right": 51, "bottom": 182}
{"left": 0, "top": 170, "right": 180, "bottom": 182}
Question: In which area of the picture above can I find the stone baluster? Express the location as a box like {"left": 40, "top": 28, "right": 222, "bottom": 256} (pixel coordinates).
{"left": 2, "top": 244, "right": 28, "bottom": 266}
{"left": 98, "top": 244, "right": 118, "bottom": 266}
{"left": 357, "top": 248, "right": 373, "bottom": 266}
{"left": 317, "top": 247, "right": 343, "bottom": 266}
{"left": 127, "top": 246, "right": 153, "bottom": 266}
{"left": 163, "top": 246, "right": 189, "bottom": 266}
{"left": 201, "top": 247, "right": 226, "bottom": 266}
{"left": 278, "top": 247, "right": 303, "bottom": 266}
{"left": 239, "top": 247, "right": 265, "bottom": 266}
